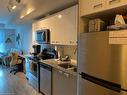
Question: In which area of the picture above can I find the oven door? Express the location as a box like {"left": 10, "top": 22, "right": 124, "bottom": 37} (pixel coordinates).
{"left": 28, "top": 60, "right": 39, "bottom": 91}
{"left": 29, "top": 60, "right": 38, "bottom": 78}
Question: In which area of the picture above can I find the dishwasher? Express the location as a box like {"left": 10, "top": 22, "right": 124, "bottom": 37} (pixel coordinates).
{"left": 39, "top": 63, "right": 52, "bottom": 95}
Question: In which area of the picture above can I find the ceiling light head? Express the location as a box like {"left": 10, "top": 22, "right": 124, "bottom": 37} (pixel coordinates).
{"left": 12, "top": 5, "right": 16, "bottom": 10}
{"left": 7, "top": 4, "right": 16, "bottom": 12}
{"left": 58, "top": 14, "right": 62, "bottom": 19}
{"left": 20, "top": 15, "right": 24, "bottom": 19}
{"left": 16, "top": 0, "right": 21, "bottom": 3}
{"left": 7, "top": 0, "right": 21, "bottom": 12}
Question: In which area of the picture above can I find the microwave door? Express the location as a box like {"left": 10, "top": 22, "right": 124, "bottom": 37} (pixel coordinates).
{"left": 36, "top": 32, "right": 42, "bottom": 42}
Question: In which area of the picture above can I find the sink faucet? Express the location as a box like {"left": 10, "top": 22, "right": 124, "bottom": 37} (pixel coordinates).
{"left": 74, "top": 47, "right": 77, "bottom": 55}
{"left": 59, "top": 55, "right": 70, "bottom": 62}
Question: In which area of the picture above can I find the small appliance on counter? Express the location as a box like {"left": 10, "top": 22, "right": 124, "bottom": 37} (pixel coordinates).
{"left": 32, "top": 44, "right": 41, "bottom": 59}
{"left": 41, "top": 48, "right": 58, "bottom": 60}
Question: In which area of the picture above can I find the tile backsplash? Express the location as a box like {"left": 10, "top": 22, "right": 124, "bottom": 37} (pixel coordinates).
{"left": 55, "top": 45, "right": 77, "bottom": 60}
{"left": 31, "top": 43, "right": 77, "bottom": 61}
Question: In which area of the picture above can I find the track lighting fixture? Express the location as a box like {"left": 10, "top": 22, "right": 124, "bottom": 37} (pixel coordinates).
{"left": 7, "top": 0, "right": 21, "bottom": 12}
{"left": 16, "top": 0, "right": 21, "bottom": 3}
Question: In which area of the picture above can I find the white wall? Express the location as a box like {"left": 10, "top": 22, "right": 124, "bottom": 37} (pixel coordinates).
{"left": 0, "top": 22, "right": 33, "bottom": 54}
{"left": 4, "top": 29, "right": 16, "bottom": 52}
{"left": 0, "top": 29, "right": 16, "bottom": 53}
{"left": 16, "top": 24, "right": 32, "bottom": 54}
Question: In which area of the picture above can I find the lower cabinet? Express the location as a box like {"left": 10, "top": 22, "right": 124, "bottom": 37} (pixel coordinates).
{"left": 39, "top": 64, "right": 52, "bottom": 95}
{"left": 52, "top": 68, "right": 77, "bottom": 95}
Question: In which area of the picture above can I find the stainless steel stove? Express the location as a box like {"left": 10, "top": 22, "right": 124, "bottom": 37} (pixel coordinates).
{"left": 26, "top": 48, "right": 57, "bottom": 92}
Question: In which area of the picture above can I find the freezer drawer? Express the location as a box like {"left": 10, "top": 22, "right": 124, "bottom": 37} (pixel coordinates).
{"left": 78, "top": 75, "right": 121, "bottom": 95}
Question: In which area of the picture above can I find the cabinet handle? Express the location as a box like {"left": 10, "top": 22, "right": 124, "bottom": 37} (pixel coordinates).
{"left": 59, "top": 70, "right": 63, "bottom": 74}
{"left": 52, "top": 41, "right": 55, "bottom": 43}
{"left": 56, "top": 41, "right": 59, "bottom": 43}
{"left": 64, "top": 73, "right": 69, "bottom": 77}
{"left": 93, "top": 3, "right": 102, "bottom": 9}
{"left": 109, "top": 0, "right": 120, "bottom": 5}
{"left": 70, "top": 41, "right": 75, "bottom": 44}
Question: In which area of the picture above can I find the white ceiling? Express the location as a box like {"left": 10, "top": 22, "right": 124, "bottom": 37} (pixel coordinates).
{"left": 0, "top": 0, "right": 13, "bottom": 22}
{"left": 0, "top": 0, "right": 25, "bottom": 22}
{"left": 0, "top": 0, "right": 78, "bottom": 25}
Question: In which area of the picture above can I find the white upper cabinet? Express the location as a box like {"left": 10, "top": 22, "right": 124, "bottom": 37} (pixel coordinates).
{"left": 33, "top": 5, "right": 77, "bottom": 45}
{"left": 32, "top": 23, "right": 37, "bottom": 43}
{"left": 49, "top": 5, "right": 77, "bottom": 45}
{"left": 80, "top": 0, "right": 127, "bottom": 17}
{"left": 80, "top": 0, "right": 106, "bottom": 16}
{"left": 106, "top": 0, "right": 127, "bottom": 9}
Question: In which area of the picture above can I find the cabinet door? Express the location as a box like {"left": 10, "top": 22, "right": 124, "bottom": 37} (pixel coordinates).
{"left": 35, "top": 22, "right": 41, "bottom": 31}
{"left": 50, "top": 5, "right": 77, "bottom": 45}
{"left": 62, "top": 5, "right": 77, "bottom": 45}
{"left": 32, "top": 23, "right": 36, "bottom": 33}
{"left": 106, "top": 0, "right": 127, "bottom": 9}
{"left": 32, "top": 22, "right": 41, "bottom": 43}
{"left": 47, "top": 14, "right": 64, "bottom": 45}
{"left": 52, "top": 69, "right": 77, "bottom": 95}
{"left": 80, "top": 0, "right": 106, "bottom": 16}
{"left": 33, "top": 21, "right": 42, "bottom": 32}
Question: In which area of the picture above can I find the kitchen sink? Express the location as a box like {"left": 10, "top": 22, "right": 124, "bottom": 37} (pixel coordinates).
{"left": 58, "top": 63, "right": 75, "bottom": 69}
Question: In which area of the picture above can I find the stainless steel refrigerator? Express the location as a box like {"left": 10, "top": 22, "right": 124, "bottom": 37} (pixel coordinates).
{"left": 77, "top": 32, "right": 127, "bottom": 95}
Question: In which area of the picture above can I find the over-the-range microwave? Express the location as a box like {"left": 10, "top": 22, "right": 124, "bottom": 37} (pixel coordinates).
{"left": 35, "top": 29, "right": 50, "bottom": 44}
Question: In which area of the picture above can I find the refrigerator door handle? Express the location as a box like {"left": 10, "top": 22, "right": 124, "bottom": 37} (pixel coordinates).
{"left": 121, "top": 88, "right": 127, "bottom": 92}
{"left": 80, "top": 72, "right": 127, "bottom": 93}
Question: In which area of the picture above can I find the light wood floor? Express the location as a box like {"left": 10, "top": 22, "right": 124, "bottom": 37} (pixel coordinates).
{"left": 0, "top": 65, "right": 42, "bottom": 95}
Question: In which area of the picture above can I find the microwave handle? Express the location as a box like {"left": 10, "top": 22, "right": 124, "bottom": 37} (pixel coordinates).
{"left": 42, "top": 31, "right": 44, "bottom": 36}
{"left": 42, "top": 32, "right": 45, "bottom": 41}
